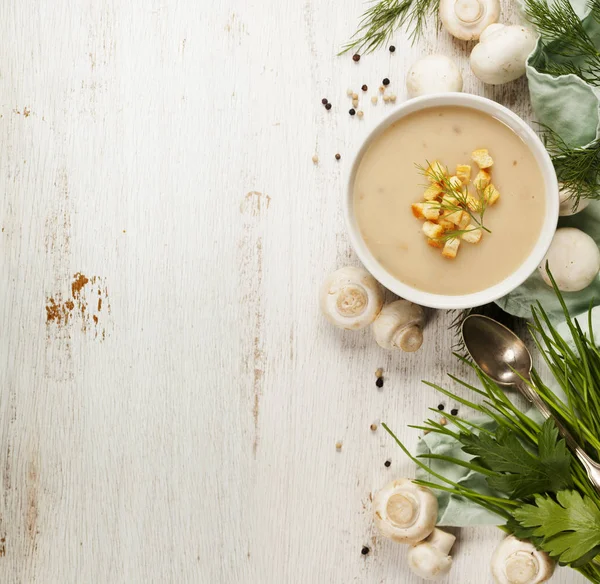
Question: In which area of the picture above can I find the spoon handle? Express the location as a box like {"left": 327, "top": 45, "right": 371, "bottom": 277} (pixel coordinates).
{"left": 515, "top": 380, "right": 600, "bottom": 492}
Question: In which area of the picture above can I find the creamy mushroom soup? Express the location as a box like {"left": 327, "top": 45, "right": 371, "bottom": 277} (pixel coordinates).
{"left": 353, "top": 106, "right": 546, "bottom": 295}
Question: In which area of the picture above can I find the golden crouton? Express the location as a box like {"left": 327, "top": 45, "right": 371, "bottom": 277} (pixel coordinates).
{"left": 411, "top": 202, "right": 425, "bottom": 218}
{"left": 457, "top": 212, "right": 471, "bottom": 230}
{"left": 423, "top": 184, "right": 443, "bottom": 201}
{"left": 446, "top": 209, "right": 466, "bottom": 225}
{"left": 442, "top": 238, "right": 460, "bottom": 259}
{"left": 427, "top": 238, "right": 444, "bottom": 249}
{"left": 425, "top": 161, "right": 447, "bottom": 182}
{"left": 423, "top": 201, "right": 440, "bottom": 221}
{"left": 473, "top": 169, "right": 491, "bottom": 190}
{"left": 456, "top": 164, "right": 472, "bottom": 184}
{"left": 422, "top": 221, "right": 444, "bottom": 239}
{"left": 484, "top": 184, "right": 500, "bottom": 205}
{"left": 472, "top": 149, "right": 494, "bottom": 169}
{"left": 462, "top": 226, "right": 483, "bottom": 243}
{"left": 442, "top": 193, "right": 459, "bottom": 208}
{"left": 438, "top": 219, "right": 454, "bottom": 230}
{"left": 448, "top": 175, "right": 463, "bottom": 191}
{"left": 466, "top": 194, "right": 481, "bottom": 213}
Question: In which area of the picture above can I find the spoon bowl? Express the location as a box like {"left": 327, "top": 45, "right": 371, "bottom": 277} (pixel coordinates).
{"left": 461, "top": 315, "right": 532, "bottom": 386}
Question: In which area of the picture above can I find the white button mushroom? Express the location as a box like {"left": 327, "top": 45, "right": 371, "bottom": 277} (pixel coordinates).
{"left": 407, "top": 528, "right": 456, "bottom": 581}
{"left": 373, "top": 479, "right": 438, "bottom": 544}
{"left": 319, "top": 267, "right": 384, "bottom": 330}
{"left": 470, "top": 24, "right": 537, "bottom": 85}
{"left": 372, "top": 300, "right": 425, "bottom": 352}
{"left": 406, "top": 55, "right": 463, "bottom": 98}
{"left": 491, "top": 536, "right": 555, "bottom": 584}
{"left": 538, "top": 227, "right": 600, "bottom": 292}
{"left": 439, "top": 0, "right": 500, "bottom": 40}
{"left": 559, "top": 184, "right": 590, "bottom": 216}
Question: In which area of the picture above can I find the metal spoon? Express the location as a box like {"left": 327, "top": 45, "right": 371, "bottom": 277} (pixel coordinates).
{"left": 462, "top": 314, "right": 600, "bottom": 491}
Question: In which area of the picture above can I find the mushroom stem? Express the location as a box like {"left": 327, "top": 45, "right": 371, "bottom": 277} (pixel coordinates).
{"left": 491, "top": 536, "right": 555, "bottom": 584}
{"left": 454, "top": 0, "right": 484, "bottom": 23}
{"left": 372, "top": 300, "right": 426, "bottom": 352}
{"left": 320, "top": 267, "right": 385, "bottom": 330}
{"left": 426, "top": 527, "right": 456, "bottom": 555}
{"left": 407, "top": 528, "right": 456, "bottom": 581}
{"left": 392, "top": 325, "right": 423, "bottom": 353}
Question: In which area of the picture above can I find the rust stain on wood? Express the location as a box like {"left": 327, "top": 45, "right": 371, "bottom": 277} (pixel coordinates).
{"left": 46, "top": 273, "right": 111, "bottom": 341}
{"left": 240, "top": 191, "right": 270, "bottom": 216}
{"left": 251, "top": 237, "right": 264, "bottom": 456}
{"left": 26, "top": 458, "right": 39, "bottom": 551}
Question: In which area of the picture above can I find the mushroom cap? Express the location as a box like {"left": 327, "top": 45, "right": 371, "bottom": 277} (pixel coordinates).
{"left": 373, "top": 479, "right": 438, "bottom": 544}
{"left": 491, "top": 536, "right": 555, "bottom": 584}
{"left": 439, "top": 0, "right": 500, "bottom": 40}
{"left": 559, "top": 185, "right": 590, "bottom": 216}
{"left": 470, "top": 24, "right": 537, "bottom": 85}
{"left": 538, "top": 227, "right": 600, "bottom": 292}
{"left": 372, "top": 300, "right": 425, "bottom": 351}
{"left": 319, "top": 267, "right": 384, "bottom": 330}
{"left": 407, "top": 528, "right": 456, "bottom": 581}
{"left": 406, "top": 55, "right": 463, "bottom": 98}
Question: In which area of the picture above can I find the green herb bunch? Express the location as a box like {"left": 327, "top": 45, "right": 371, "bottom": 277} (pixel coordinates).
{"left": 385, "top": 273, "right": 600, "bottom": 582}
{"left": 340, "top": 0, "right": 439, "bottom": 55}
{"left": 541, "top": 125, "right": 600, "bottom": 206}
{"left": 524, "top": 0, "right": 600, "bottom": 86}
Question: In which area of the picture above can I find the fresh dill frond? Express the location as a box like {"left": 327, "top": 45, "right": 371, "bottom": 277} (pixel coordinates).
{"left": 416, "top": 162, "right": 491, "bottom": 233}
{"left": 590, "top": 0, "right": 600, "bottom": 24}
{"left": 539, "top": 124, "right": 600, "bottom": 205}
{"left": 340, "top": 0, "right": 440, "bottom": 55}
{"left": 524, "top": 0, "right": 600, "bottom": 85}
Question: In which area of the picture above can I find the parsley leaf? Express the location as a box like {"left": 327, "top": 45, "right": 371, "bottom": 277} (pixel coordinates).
{"left": 460, "top": 419, "right": 572, "bottom": 498}
{"left": 513, "top": 490, "right": 600, "bottom": 564}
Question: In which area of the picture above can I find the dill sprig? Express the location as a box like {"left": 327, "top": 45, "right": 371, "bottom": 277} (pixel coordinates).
{"left": 540, "top": 124, "right": 600, "bottom": 205}
{"left": 416, "top": 162, "right": 491, "bottom": 233}
{"left": 591, "top": 0, "right": 600, "bottom": 23}
{"left": 524, "top": 0, "right": 600, "bottom": 85}
{"left": 340, "top": 0, "right": 439, "bottom": 55}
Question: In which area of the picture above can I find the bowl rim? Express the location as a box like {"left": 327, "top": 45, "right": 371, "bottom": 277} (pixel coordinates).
{"left": 344, "top": 93, "right": 559, "bottom": 310}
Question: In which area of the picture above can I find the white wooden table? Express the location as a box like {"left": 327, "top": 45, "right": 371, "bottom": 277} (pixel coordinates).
{"left": 0, "top": 1, "right": 586, "bottom": 582}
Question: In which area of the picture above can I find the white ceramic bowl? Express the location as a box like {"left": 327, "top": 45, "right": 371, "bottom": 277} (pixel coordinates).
{"left": 345, "top": 93, "right": 559, "bottom": 310}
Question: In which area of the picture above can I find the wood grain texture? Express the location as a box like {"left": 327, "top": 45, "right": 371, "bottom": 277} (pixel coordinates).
{"left": 0, "top": 0, "right": 585, "bottom": 582}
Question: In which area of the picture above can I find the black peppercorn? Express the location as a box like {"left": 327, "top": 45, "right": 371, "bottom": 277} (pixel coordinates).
{"left": 361, "top": 546, "right": 370, "bottom": 555}
{"left": 361, "top": 84, "right": 368, "bottom": 91}
{"left": 389, "top": 45, "right": 396, "bottom": 52}
{"left": 335, "top": 153, "right": 341, "bottom": 160}
{"left": 352, "top": 54, "right": 361, "bottom": 62}
{"left": 437, "top": 404, "right": 445, "bottom": 411}
{"left": 349, "top": 108, "right": 356, "bottom": 116}
{"left": 384, "top": 460, "right": 391, "bottom": 467}
{"left": 451, "top": 408, "right": 459, "bottom": 416}
{"left": 376, "top": 377, "right": 384, "bottom": 388}
{"left": 321, "top": 98, "right": 328, "bottom": 104}
{"left": 383, "top": 78, "right": 390, "bottom": 86}
{"left": 325, "top": 103, "right": 332, "bottom": 110}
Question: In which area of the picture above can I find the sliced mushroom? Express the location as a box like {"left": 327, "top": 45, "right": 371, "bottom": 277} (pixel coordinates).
{"left": 319, "top": 267, "right": 384, "bottom": 330}
{"left": 538, "top": 227, "right": 600, "bottom": 292}
{"left": 491, "top": 536, "right": 555, "bottom": 584}
{"left": 406, "top": 55, "right": 463, "bottom": 98}
{"left": 372, "top": 300, "right": 425, "bottom": 352}
{"left": 407, "top": 528, "right": 456, "bottom": 581}
{"left": 439, "top": 0, "right": 500, "bottom": 40}
{"left": 373, "top": 479, "right": 438, "bottom": 544}
{"left": 470, "top": 24, "right": 537, "bottom": 85}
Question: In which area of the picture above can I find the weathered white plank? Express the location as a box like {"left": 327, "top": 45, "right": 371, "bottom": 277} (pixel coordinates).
{"left": 0, "top": 0, "right": 585, "bottom": 582}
